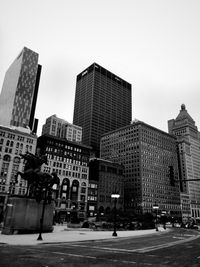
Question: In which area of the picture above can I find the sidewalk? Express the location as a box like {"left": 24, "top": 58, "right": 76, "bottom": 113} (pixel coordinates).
{"left": 0, "top": 225, "right": 168, "bottom": 246}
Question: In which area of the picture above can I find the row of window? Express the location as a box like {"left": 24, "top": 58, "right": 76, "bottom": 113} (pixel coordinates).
{"left": 51, "top": 162, "right": 88, "bottom": 173}
{"left": 47, "top": 154, "right": 88, "bottom": 166}
{"left": 52, "top": 168, "right": 88, "bottom": 179}
{"left": 0, "top": 185, "right": 26, "bottom": 195}
{"left": 0, "top": 131, "right": 35, "bottom": 144}
{"left": 46, "top": 141, "right": 82, "bottom": 153}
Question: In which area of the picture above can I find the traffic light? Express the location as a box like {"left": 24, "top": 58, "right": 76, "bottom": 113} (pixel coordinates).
{"left": 169, "top": 166, "right": 175, "bottom": 186}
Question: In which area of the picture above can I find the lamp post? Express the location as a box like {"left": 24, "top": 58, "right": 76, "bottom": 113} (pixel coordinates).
{"left": 37, "top": 188, "right": 48, "bottom": 241}
{"left": 153, "top": 203, "right": 159, "bottom": 231}
{"left": 111, "top": 193, "right": 120, "bottom": 237}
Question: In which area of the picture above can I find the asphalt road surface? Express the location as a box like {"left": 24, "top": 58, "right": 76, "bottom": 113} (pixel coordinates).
{"left": 1, "top": 228, "right": 200, "bottom": 266}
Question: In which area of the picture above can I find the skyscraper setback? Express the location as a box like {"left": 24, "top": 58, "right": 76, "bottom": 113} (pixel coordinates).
{"left": 0, "top": 47, "right": 41, "bottom": 133}
{"left": 73, "top": 63, "right": 132, "bottom": 155}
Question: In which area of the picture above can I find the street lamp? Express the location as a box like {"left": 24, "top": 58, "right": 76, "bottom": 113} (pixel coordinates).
{"left": 111, "top": 192, "right": 120, "bottom": 237}
{"left": 153, "top": 203, "right": 159, "bottom": 231}
{"left": 37, "top": 188, "right": 48, "bottom": 241}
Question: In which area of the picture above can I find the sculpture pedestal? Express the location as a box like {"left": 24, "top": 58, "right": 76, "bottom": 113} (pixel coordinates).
{"left": 2, "top": 197, "right": 54, "bottom": 235}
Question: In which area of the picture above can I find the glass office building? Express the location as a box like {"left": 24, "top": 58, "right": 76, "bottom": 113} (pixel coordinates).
{"left": 0, "top": 47, "right": 41, "bottom": 133}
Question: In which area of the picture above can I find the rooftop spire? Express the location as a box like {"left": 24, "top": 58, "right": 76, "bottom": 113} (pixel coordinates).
{"left": 181, "top": 104, "right": 186, "bottom": 110}
{"left": 176, "top": 104, "right": 194, "bottom": 123}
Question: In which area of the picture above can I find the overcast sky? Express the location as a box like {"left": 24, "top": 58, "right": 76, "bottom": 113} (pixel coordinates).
{"left": 1, "top": 0, "right": 200, "bottom": 135}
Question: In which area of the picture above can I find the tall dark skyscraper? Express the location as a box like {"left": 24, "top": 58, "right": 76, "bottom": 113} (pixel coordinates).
{"left": 73, "top": 63, "right": 132, "bottom": 155}
{"left": 0, "top": 47, "right": 41, "bottom": 133}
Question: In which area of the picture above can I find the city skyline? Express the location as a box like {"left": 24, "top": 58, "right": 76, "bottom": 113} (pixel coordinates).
{"left": 1, "top": 0, "right": 200, "bottom": 136}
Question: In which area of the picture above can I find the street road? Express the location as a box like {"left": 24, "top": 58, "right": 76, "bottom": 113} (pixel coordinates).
{"left": 0, "top": 228, "right": 200, "bottom": 266}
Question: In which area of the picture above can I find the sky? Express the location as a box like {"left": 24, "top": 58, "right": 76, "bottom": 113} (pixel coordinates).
{"left": 0, "top": 0, "right": 200, "bottom": 136}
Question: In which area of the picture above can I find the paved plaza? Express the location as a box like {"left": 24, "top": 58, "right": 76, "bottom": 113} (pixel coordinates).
{"left": 0, "top": 224, "right": 168, "bottom": 246}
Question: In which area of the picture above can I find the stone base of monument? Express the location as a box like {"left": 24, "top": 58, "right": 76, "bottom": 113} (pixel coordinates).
{"left": 2, "top": 197, "right": 54, "bottom": 235}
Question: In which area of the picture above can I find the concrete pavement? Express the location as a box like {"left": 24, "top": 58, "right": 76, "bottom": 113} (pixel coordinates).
{"left": 0, "top": 225, "right": 168, "bottom": 246}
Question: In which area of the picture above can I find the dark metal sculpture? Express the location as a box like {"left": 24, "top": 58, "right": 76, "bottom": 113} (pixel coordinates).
{"left": 15, "top": 152, "right": 59, "bottom": 202}
{"left": 15, "top": 152, "right": 60, "bottom": 240}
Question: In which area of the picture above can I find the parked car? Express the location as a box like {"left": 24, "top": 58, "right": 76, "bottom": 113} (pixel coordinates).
{"left": 82, "top": 221, "right": 96, "bottom": 229}
{"left": 187, "top": 224, "right": 199, "bottom": 230}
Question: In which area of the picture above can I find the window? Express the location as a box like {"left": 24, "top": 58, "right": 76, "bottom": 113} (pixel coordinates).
{"left": 81, "top": 187, "right": 86, "bottom": 194}
{"left": 3, "top": 155, "right": 11, "bottom": 162}
{"left": 80, "top": 195, "right": 85, "bottom": 201}
{"left": 90, "top": 183, "right": 97, "bottom": 189}
{"left": 1, "top": 162, "right": 9, "bottom": 176}
{"left": 0, "top": 131, "right": 5, "bottom": 137}
{"left": 63, "top": 185, "right": 67, "bottom": 191}
{"left": 88, "top": 196, "right": 97, "bottom": 201}
{"left": 72, "top": 186, "right": 77, "bottom": 192}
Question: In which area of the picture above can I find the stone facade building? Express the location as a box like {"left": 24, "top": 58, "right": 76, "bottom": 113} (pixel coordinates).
{"left": 36, "top": 134, "right": 91, "bottom": 222}
{"left": 0, "top": 125, "right": 37, "bottom": 220}
{"left": 100, "top": 120, "right": 181, "bottom": 218}
{"left": 168, "top": 104, "right": 200, "bottom": 220}
{"left": 42, "top": 114, "right": 82, "bottom": 142}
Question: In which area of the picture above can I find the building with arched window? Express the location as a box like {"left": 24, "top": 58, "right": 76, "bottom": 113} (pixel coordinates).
{"left": 37, "top": 134, "right": 92, "bottom": 222}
